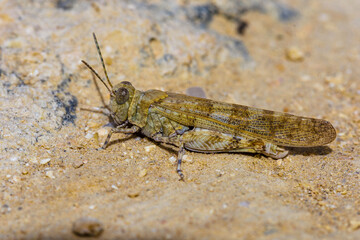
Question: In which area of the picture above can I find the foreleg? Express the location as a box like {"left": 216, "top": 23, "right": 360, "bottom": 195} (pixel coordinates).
{"left": 101, "top": 125, "right": 140, "bottom": 149}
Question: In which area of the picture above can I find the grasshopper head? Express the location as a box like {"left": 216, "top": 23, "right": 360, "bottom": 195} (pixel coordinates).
{"left": 82, "top": 34, "right": 137, "bottom": 125}
{"left": 109, "top": 81, "right": 135, "bottom": 125}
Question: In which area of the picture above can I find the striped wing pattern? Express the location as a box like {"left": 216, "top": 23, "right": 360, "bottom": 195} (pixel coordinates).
{"left": 152, "top": 92, "right": 336, "bottom": 147}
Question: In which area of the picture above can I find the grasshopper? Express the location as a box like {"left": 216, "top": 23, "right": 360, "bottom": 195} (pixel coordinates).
{"left": 82, "top": 33, "right": 336, "bottom": 180}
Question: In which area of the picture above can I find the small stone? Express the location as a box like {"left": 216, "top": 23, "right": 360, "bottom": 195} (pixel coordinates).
{"left": 349, "top": 219, "right": 360, "bottom": 231}
{"left": 325, "top": 73, "right": 344, "bottom": 86}
{"left": 1, "top": 204, "right": 11, "bottom": 214}
{"left": 29, "top": 158, "right": 39, "bottom": 164}
{"left": 12, "top": 175, "right": 21, "bottom": 182}
{"left": 215, "top": 169, "right": 225, "bottom": 177}
{"left": 85, "top": 132, "right": 94, "bottom": 139}
{"left": 10, "top": 156, "right": 19, "bottom": 162}
{"left": 238, "top": 201, "right": 250, "bottom": 207}
{"left": 300, "top": 75, "right": 311, "bottom": 82}
{"left": 144, "top": 145, "right": 156, "bottom": 152}
{"left": 169, "top": 156, "right": 177, "bottom": 164}
{"left": 182, "top": 155, "right": 193, "bottom": 163}
{"left": 45, "top": 171, "right": 55, "bottom": 179}
{"left": 40, "top": 158, "right": 51, "bottom": 165}
{"left": 285, "top": 47, "right": 304, "bottom": 62}
{"left": 186, "top": 87, "right": 207, "bottom": 98}
{"left": 138, "top": 169, "right": 148, "bottom": 177}
{"left": 72, "top": 160, "right": 84, "bottom": 169}
{"left": 127, "top": 191, "right": 140, "bottom": 198}
{"left": 72, "top": 217, "right": 104, "bottom": 237}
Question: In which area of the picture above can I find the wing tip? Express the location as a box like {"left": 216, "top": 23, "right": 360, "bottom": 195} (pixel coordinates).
{"left": 320, "top": 119, "right": 336, "bottom": 145}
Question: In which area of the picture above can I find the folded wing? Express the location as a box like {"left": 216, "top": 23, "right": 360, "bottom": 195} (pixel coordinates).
{"left": 152, "top": 92, "right": 336, "bottom": 147}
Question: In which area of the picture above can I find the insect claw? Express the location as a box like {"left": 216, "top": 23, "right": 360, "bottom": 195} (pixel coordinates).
{"left": 177, "top": 170, "right": 185, "bottom": 181}
{"left": 176, "top": 144, "right": 186, "bottom": 181}
{"left": 263, "top": 143, "right": 289, "bottom": 159}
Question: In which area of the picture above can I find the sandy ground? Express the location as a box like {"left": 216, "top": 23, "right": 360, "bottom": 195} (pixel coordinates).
{"left": 0, "top": 0, "right": 359, "bottom": 239}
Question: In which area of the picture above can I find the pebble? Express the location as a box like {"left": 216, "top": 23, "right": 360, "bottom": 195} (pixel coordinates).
{"left": 215, "top": 169, "right": 225, "bottom": 177}
{"left": 186, "top": 87, "right": 207, "bottom": 98}
{"left": 1, "top": 204, "right": 11, "bottom": 214}
{"left": 144, "top": 145, "right": 156, "bottom": 152}
{"left": 45, "top": 171, "right": 55, "bottom": 179}
{"left": 285, "top": 47, "right": 304, "bottom": 62}
{"left": 12, "top": 175, "right": 21, "bottom": 182}
{"left": 72, "top": 217, "right": 104, "bottom": 237}
{"left": 40, "top": 158, "right": 51, "bottom": 165}
{"left": 29, "top": 158, "right": 39, "bottom": 164}
{"left": 85, "top": 132, "right": 94, "bottom": 139}
{"left": 182, "top": 154, "right": 193, "bottom": 163}
{"left": 72, "top": 160, "right": 84, "bottom": 169}
{"left": 127, "top": 191, "right": 140, "bottom": 198}
{"left": 168, "top": 156, "right": 177, "bottom": 164}
{"left": 349, "top": 219, "right": 360, "bottom": 231}
{"left": 325, "top": 73, "right": 344, "bottom": 86}
{"left": 238, "top": 201, "right": 250, "bottom": 207}
{"left": 138, "top": 169, "right": 148, "bottom": 177}
{"left": 10, "top": 156, "right": 19, "bottom": 162}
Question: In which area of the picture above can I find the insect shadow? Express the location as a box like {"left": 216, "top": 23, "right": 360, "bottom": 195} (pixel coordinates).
{"left": 285, "top": 146, "right": 333, "bottom": 157}
{"left": 144, "top": 140, "right": 334, "bottom": 160}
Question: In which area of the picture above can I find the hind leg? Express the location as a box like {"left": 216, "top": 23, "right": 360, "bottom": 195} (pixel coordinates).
{"left": 180, "top": 128, "right": 288, "bottom": 158}
{"left": 262, "top": 143, "right": 289, "bottom": 159}
{"left": 151, "top": 129, "right": 289, "bottom": 180}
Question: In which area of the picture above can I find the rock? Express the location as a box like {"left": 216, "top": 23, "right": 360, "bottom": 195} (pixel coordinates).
{"left": 56, "top": 0, "right": 76, "bottom": 10}
{"left": 349, "top": 218, "right": 360, "bottom": 231}
{"left": 72, "top": 217, "right": 104, "bottom": 237}
{"left": 72, "top": 159, "right": 84, "bottom": 169}
{"left": 127, "top": 191, "right": 140, "bottom": 198}
{"left": 186, "top": 87, "right": 206, "bottom": 98}
{"left": 138, "top": 169, "right": 148, "bottom": 177}
{"left": 168, "top": 156, "right": 177, "bottom": 164}
{"left": 144, "top": 145, "right": 156, "bottom": 153}
{"left": 39, "top": 158, "right": 51, "bottom": 165}
{"left": 45, "top": 171, "right": 55, "bottom": 179}
{"left": 285, "top": 47, "right": 304, "bottom": 62}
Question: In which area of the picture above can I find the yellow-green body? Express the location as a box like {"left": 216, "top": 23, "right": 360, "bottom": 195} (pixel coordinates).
{"left": 108, "top": 82, "right": 336, "bottom": 158}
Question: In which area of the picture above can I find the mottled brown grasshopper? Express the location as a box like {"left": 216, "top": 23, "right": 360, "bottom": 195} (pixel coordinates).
{"left": 82, "top": 33, "right": 336, "bottom": 180}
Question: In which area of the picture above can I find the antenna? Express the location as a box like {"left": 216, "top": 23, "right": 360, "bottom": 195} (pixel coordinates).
{"left": 81, "top": 60, "right": 113, "bottom": 95}
{"left": 92, "top": 33, "right": 113, "bottom": 89}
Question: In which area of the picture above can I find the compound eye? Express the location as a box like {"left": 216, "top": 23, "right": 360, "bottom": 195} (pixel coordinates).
{"left": 115, "top": 87, "right": 129, "bottom": 105}
{"left": 120, "top": 81, "right": 132, "bottom": 86}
